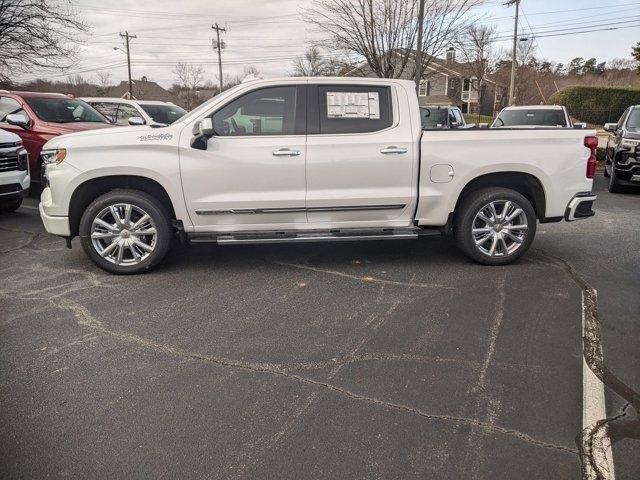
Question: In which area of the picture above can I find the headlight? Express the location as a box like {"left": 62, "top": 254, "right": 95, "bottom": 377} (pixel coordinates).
{"left": 620, "top": 139, "right": 640, "bottom": 149}
{"left": 41, "top": 148, "right": 67, "bottom": 165}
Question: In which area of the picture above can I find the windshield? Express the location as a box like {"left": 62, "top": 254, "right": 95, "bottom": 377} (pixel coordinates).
{"left": 493, "top": 109, "right": 567, "bottom": 127}
{"left": 140, "top": 104, "right": 187, "bottom": 124}
{"left": 421, "top": 108, "right": 449, "bottom": 129}
{"left": 24, "top": 98, "right": 108, "bottom": 123}
{"left": 626, "top": 109, "right": 640, "bottom": 131}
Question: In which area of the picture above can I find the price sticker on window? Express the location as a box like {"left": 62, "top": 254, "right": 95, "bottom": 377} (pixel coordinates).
{"left": 326, "top": 92, "right": 380, "bottom": 119}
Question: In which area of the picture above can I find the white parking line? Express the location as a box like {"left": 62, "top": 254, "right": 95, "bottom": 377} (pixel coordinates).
{"left": 20, "top": 205, "right": 38, "bottom": 211}
{"left": 582, "top": 290, "right": 615, "bottom": 480}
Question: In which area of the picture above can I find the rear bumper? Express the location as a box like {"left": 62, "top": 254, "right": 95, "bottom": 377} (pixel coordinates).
{"left": 39, "top": 202, "right": 71, "bottom": 236}
{"left": 564, "top": 192, "right": 597, "bottom": 221}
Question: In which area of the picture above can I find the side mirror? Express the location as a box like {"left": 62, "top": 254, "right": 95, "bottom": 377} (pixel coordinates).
{"left": 450, "top": 121, "right": 460, "bottom": 129}
{"left": 603, "top": 123, "right": 618, "bottom": 133}
{"left": 6, "top": 113, "right": 30, "bottom": 130}
{"left": 128, "top": 116, "right": 145, "bottom": 126}
{"left": 196, "top": 118, "right": 214, "bottom": 136}
{"left": 191, "top": 118, "right": 214, "bottom": 150}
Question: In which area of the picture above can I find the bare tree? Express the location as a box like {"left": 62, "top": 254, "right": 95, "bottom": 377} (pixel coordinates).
{"left": 516, "top": 38, "right": 537, "bottom": 67}
{"left": 454, "top": 25, "right": 497, "bottom": 120}
{"left": 173, "top": 62, "right": 205, "bottom": 110}
{"left": 292, "top": 46, "right": 328, "bottom": 76}
{"left": 304, "top": 0, "right": 476, "bottom": 79}
{"left": 0, "top": 0, "right": 88, "bottom": 82}
{"left": 95, "top": 71, "right": 112, "bottom": 96}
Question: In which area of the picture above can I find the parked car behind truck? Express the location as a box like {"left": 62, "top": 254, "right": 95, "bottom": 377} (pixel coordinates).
{"left": 0, "top": 91, "right": 113, "bottom": 189}
{"left": 603, "top": 105, "right": 640, "bottom": 193}
{"left": 82, "top": 98, "right": 187, "bottom": 126}
{"left": 39, "top": 77, "right": 598, "bottom": 274}
{"left": 492, "top": 105, "right": 573, "bottom": 128}
{"left": 0, "top": 128, "right": 30, "bottom": 213}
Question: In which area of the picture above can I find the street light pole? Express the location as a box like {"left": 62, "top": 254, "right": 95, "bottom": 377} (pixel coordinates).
{"left": 506, "top": 0, "right": 520, "bottom": 106}
{"left": 119, "top": 31, "right": 137, "bottom": 99}
{"left": 212, "top": 23, "right": 226, "bottom": 93}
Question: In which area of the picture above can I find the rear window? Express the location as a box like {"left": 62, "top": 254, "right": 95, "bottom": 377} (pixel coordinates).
{"left": 24, "top": 98, "right": 108, "bottom": 123}
{"left": 420, "top": 108, "right": 449, "bottom": 129}
{"left": 494, "top": 109, "right": 567, "bottom": 127}
{"left": 317, "top": 85, "right": 392, "bottom": 134}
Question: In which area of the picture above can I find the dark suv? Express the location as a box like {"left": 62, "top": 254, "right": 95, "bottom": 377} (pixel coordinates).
{"left": 604, "top": 105, "right": 640, "bottom": 193}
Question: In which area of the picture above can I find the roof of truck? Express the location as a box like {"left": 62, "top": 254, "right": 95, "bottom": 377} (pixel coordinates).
{"left": 501, "top": 105, "right": 565, "bottom": 110}
{"left": 2, "top": 91, "right": 70, "bottom": 99}
{"left": 81, "top": 97, "right": 176, "bottom": 105}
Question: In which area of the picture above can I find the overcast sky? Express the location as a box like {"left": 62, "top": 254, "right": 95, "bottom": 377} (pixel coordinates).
{"left": 22, "top": 0, "right": 640, "bottom": 87}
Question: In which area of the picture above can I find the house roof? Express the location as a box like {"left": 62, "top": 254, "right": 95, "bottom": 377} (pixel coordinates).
{"left": 343, "top": 50, "right": 506, "bottom": 88}
{"left": 109, "top": 78, "right": 175, "bottom": 102}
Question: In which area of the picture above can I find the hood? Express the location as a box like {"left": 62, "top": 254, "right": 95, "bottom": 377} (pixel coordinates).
{"left": 0, "top": 128, "right": 22, "bottom": 144}
{"left": 43, "top": 123, "right": 178, "bottom": 150}
{"left": 625, "top": 130, "right": 640, "bottom": 140}
{"left": 38, "top": 121, "right": 115, "bottom": 135}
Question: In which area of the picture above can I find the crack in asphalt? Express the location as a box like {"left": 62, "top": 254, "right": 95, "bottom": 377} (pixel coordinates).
{"left": 0, "top": 227, "right": 39, "bottom": 254}
{"left": 37, "top": 293, "right": 577, "bottom": 457}
{"left": 273, "top": 260, "right": 454, "bottom": 289}
{"left": 535, "top": 250, "right": 640, "bottom": 480}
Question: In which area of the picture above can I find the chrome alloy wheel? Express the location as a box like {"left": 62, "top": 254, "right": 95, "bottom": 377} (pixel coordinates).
{"left": 90, "top": 203, "right": 157, "bottom": 266}
{"left": 471, "top": 200, "right": 528, "bottom": 257}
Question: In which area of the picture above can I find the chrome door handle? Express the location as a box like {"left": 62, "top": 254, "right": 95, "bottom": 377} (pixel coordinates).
{"left": 380, "top": 146, "right": 408, "bottom": 154}
{"left": 272, "top": 148, "right": 301, "bottom": 156}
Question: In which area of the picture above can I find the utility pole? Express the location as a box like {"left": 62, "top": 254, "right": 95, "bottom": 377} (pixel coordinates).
{"left": 212, "top": 23, "right": 226, "bottom": 93}
{"left": 414, "top": 0, "right": 426, "bottom": 92}
{"left": 506, "top": 0, "right": 520, "bottom": 106}
{"left": 119, "top": 31, "right": 137, "bottom": 99}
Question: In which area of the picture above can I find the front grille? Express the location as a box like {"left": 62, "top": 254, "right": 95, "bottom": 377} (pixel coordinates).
{"left": 0, "top": 146, "right": 25, "bottom": 172}
{"left": 0, "top": 154, "right": 20, "bottom": 172}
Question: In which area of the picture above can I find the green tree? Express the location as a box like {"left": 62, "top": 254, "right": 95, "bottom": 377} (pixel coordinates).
{"left": 568, "top": 57, "right": 584, "bottom": 75}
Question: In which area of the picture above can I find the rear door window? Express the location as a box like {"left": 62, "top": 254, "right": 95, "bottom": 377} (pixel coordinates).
{"left": 315, "top": 85, "right": 392, "bottom": 134}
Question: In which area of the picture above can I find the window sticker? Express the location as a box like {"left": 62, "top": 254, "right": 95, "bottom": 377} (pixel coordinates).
{"left": 326, "top": 91, "right": 380, "bottom": 119}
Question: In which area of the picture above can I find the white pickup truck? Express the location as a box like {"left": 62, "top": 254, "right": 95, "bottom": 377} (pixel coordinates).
{"left": 38, "top": 77, "right": 598, "bottom": 274}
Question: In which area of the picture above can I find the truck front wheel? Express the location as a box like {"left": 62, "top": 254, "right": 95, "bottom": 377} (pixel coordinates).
{"left": 454, "top": 188, "right": 537, "bottom": 265}
{"left": 79, "top": 190, "right": 173, "bottom": 274}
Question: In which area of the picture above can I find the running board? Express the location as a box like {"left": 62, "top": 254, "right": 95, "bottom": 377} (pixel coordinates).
{"left": 188, "top": 228, "right": 438, "bottom": 245}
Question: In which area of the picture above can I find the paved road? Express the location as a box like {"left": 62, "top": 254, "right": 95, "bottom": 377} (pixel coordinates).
{"left": 0, "top": 174, "right": 638, "bottom": 479}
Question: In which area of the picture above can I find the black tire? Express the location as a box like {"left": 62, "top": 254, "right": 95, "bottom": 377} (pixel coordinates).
{"left": 454, "top": 187, "right": 537, "bottom": 266}
{"left": 79, "top": 189, "right": 172, "bottom": 274}
{"left": 603, "top": 160, "right": 610, "bottom": 178}
{"left": 608, "top": 167, "right": 624, "bottom": 193}
{"left": 0, "top": 198, "right": 22, "bottom": 213}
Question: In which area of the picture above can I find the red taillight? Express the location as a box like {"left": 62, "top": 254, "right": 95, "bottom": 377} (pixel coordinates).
{"left": 584, "top": 136, "right": 598, "bottom": 179}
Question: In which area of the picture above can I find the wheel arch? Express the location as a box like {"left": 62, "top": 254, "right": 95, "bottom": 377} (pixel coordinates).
{"left": 68, "top": 175, "right": 176, "bottom": 238}
{"left": 453, "top": 171, "right": 547, "bottom": 221}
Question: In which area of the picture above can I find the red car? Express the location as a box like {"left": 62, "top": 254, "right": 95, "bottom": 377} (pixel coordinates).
{"left": 0, "top": 91, "right": 114, "bottom": 188}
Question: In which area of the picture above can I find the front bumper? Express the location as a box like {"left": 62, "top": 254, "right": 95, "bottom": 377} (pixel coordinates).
{"left": 564, "top": 192, "right": 597, "bottom": 221}
{"left": 0, "top": 185, "right": 29, "bottom": 201}
{"left": 39, "top": 187, "right": 71, "bottom": 236}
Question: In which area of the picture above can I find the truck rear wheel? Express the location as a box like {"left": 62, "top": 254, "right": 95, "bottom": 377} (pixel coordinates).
{"left": 79, "top": 190, "right": 172, "bottom": 274}
{"left": 454, "top": 188, "right": 537, "bottom": 265}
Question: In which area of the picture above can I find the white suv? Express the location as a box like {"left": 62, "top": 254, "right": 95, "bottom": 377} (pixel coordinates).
{"left": 0, "top": 128, "right": 30, "bottom": 213}
{"left": 82, "top": 98, "right": 187, "bottom": 127}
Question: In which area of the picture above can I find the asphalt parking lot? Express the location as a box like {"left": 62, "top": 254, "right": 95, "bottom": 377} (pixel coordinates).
{"left": 1, "top": 174, "right": 638, "bottom": 479}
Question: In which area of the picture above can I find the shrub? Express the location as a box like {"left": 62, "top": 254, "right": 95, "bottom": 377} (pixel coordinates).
{"left": 549, "top": 86, "right": 640, "bottom": 126}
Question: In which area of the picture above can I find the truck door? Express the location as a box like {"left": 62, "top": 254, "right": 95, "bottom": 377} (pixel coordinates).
{"left": 180, "top": 84, "right": 307, "bottom": 230}
{"left": 305, "top": 83, "right": 416, "bottom": 227}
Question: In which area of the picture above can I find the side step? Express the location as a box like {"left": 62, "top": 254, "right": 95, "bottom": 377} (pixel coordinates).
{"left": 189, "top": 228, "right": 439, "bottom": 245}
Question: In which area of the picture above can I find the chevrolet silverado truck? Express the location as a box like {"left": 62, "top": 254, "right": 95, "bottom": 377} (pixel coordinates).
{"left": 38, "top": 78, "right": 598, "bottom": 274}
